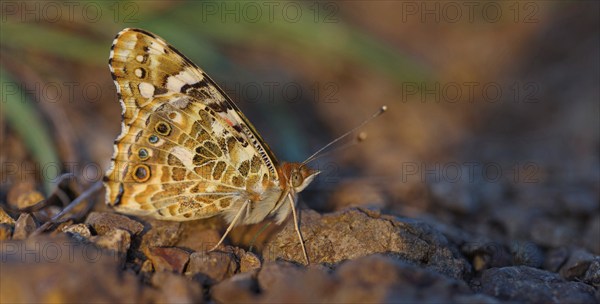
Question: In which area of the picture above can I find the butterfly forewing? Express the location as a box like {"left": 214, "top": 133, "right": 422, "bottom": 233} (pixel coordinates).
{"left": 104, "top": 28, "right": 279, "bottom": 220}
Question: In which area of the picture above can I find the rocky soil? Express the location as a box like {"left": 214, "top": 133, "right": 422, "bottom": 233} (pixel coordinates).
{"left": 1, "top": 198, "right": 598, "bottom": 303}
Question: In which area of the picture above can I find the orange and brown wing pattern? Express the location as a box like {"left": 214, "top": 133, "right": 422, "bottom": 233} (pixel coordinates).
{"left": 104, "top": 28, "right": 278, "bottom": 220}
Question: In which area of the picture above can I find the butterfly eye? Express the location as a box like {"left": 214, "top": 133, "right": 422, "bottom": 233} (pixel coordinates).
{"left": 291, "top": 171, "right": 303, "bottom": 187}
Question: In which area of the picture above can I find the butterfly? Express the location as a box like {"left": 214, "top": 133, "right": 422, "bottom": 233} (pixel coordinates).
{"left": 103, "top": 28, "right": 319, "bottom": 263}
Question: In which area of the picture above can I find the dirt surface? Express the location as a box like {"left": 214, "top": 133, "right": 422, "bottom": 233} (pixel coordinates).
{"left": 1, "top": 204, "right": 598, "bottom": 303}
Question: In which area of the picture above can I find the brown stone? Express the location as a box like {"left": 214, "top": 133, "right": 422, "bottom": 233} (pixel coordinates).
{"left": 175, "top": 218, "right": 221, "bottom": 252}
{"left": 0, "top": 223, "right": 13, "bottom": 240}
{"left": 12, "top": 213, "right": 37, "bottom": 240}
{"left": 140, "top": 218, "right": 182, "bottom": 250}
{"left": 262, "top": 208, "right": 470, "bottom": 279}
{"left": 187, "top": 251, "right": 238, "bottom": 284}
{"left": 61, "top": 223, "right": 92, "bottom": 238}
{"left": 7, "top": 182, "right": 44, "bottom": 210}
{"left": 85, "top": 212, "right": 144, "bottom": 235}
{"left": 91, "top": 229, "right": 131, "bottom": 266}
{"left": 16, "top": 190, "right": 45, "bottom": 210}
{"left": 145, "top": 247, "right": 190, "bottom": 273}
{"left": 239, "top": 251, "right": 261, "bottom": 273}
{"left": 0, "top": 207, "right": 16, "bottom": 225}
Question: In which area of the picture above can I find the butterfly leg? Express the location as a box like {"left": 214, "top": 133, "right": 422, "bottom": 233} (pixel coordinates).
{"left": 209, "top": 199, "right": 250, "bottom": 252}
{"left": 288, "top": 193, "right": 309, "bottom": 265}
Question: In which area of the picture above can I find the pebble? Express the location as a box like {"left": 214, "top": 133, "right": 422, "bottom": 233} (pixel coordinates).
{"left": 511, "top": 241, "right": 544, "bottom": 268}
{"left": 0, "top": 207, "right": 16, "bottom": 225}
{"left": 559, "top": 248, "right": 596, "bottom": 280}
{"left": 186, "top": 251, "right": 238, "bottom": 284}
{"left": 140, "top": 219, "right": 182, "bottom": 250}
{"left": 85, "top": 212, "right": 144, "bottom": 236}
{"left": 61, "top": 223, "right": 92, "bottom": 239}
{"left": 461, "top": 239, "right": 511, "bottom": 271}
{"left": 145, "top": 247, "right": 190, "bottom": 274}
{"left": 16, "top": 190, "right": 45, "bottom": 210}
{"left": 0, "top": 223, "right": 13, "bottom": 240}
{"left": 91, "top": 228, "right": 131, "bottom": 266}
{"left": 6, "top": 182, "right": 44, "bottom": 210}
{"left": 583, "top": 259, "right": 600, "bottom": 287}
{"left": 239, "top": 251, "right": 262, "bottom": 273}
{"left": 12, "top": 213, "right": 37, "bottom": 240}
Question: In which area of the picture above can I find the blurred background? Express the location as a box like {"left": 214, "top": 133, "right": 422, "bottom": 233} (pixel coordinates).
{"left": 1, "top": 0, "right": 598, "bottom": 255}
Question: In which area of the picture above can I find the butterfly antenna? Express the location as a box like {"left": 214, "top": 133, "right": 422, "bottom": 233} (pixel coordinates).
{"left": 302, "top": 105, "right": 387, "bottom": 165}
{"left": 301, "top": 131, "right": 368, "bottom": 165}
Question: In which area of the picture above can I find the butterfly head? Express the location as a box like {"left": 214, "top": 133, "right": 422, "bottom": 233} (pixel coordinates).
{"left": 281, "top": 162, "right": 320, "bottom": 193}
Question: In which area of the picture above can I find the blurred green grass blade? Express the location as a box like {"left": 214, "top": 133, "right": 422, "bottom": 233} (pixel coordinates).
{"left": 1, "top": 67, "right": 60, "bottom": 194}
{"left": 1, "top": 21, "right": 107, "bottom": 66}
{"left": 160, "top": 1, "right": 430, "bottom": 84}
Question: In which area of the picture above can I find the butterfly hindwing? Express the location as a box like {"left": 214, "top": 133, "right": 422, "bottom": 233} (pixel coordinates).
{"left": 104, "top": 28, "right": 278, "bottom": 220}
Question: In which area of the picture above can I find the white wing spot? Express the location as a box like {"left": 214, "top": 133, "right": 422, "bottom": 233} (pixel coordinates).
{"left": 138, "top": 82, "right": 155, "bottom": 98}
{"left": 178, "top": 68, "right": 201, "bottom": 84}
{"left": 171, "top": 146, "right": 194, "bottom": 172}
{"left": 149, "top": 41, "right": 165, "bottom": 54}
{"left": 136, "top": 55, "right": 144, "bottom": 62}
{"left": 166, "top": 75, "right": 185, "bottom": 92}
{"left": 135, "top": 68, "right": 143, "bottom": 78}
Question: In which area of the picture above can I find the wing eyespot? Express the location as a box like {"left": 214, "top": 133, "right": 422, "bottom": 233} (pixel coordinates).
{"left": 138, "top": 148, "right": 150, "bottom": 160}
{"left": 148, "top": 135, "right": 159, "bottom": 144}
{"left": 155, "top": 121, "right": 172, "bottom": 136}
{"left": 132, "top": 164, "right": 151, "bottom": 182}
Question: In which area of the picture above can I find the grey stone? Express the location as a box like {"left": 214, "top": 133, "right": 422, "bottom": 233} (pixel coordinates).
{"left": 480, "top": 266, "right": 596, "bottom": 303}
